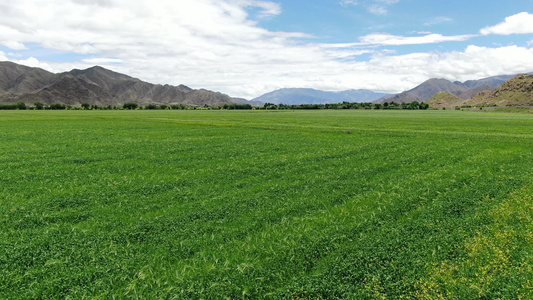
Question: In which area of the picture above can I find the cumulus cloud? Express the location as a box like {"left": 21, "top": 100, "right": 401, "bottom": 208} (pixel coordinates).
{"left": 365, "top": 45, "right": 533, "bottom": 83}
{"left": 481, "top": 12, "right": 533, "bottom": 35}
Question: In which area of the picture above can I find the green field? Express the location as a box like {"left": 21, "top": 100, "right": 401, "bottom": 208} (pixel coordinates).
{"left": 1, "top": 110, "right": 533, "bottom": 299}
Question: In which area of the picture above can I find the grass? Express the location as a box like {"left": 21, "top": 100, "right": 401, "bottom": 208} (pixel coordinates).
{"left": 1, "top": 109, "right": 533, "bottom": 298}
{"left": 487, "top": 107, "right": 533, "bottom": 114}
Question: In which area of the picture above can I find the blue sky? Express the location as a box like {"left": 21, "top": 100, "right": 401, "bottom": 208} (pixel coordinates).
{"left": 252, "top": 0, "right": 533, "bottom": 54}
{"left": 1, "top": 0, "right": 533, "bottom": 98}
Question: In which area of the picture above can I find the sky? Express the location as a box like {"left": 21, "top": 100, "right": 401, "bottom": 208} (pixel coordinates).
{"left": 1, "top": 0, "right": 533, "bottom": 99}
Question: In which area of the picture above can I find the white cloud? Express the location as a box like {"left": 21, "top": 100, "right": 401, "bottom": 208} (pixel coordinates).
{"left": 358, "top": 33, "right": 475, "bottom": 46}
{"left": 245, "top": 0, "right": 282, "bottom": 18}
{"left": 376, "top": 0, "right": 399, "bottom": 3}
{"left": 366, "top": 45, "right": 533, "bottom": 83}
{"left": 339, "top": 0, "right": 357, "bottom": 7}
{"left": 0, "top": 40, "right": 27, "bottom": 50}
{"left": 82, "top": 58, "right": 123, "bottom": 64}
{"left": 7, "top": 56, "right": 55, "bottom": 71}
{"left": 424, "top": 17, "right": 453, "bottom": 26}
{"left": 368, "top": 5, "right": 387, "bottom": 15}
{"left": 481, "top": 12, "right": 533, "bottom": 35}
{"left": 339, "top": 0, "right": 399, "bottom": 15}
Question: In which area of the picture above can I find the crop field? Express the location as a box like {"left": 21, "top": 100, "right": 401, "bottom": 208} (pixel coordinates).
{"left": 1, "top": 109, "right": 533, "bottom": 299}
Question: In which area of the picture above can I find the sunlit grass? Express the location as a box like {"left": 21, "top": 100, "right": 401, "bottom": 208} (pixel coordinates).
{"left": 1, "top": 110, "right": 532, "bottom": 298}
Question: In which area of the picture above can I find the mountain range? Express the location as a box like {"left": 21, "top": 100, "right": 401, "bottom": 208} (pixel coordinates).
{"left": 374, "top": 75, "right": 517, "bottom": 104}
{"left": 0, "top": 61, "right": 255, "bottom": 107}
{"left": 251, "top": 88, "right": 389, "bottom": 105}
{"left": 426, "top": 74, "right": 533, "bottom": 109}
{"left": 2, "top": 61, "right": 531, "bottom": 108}
{"left": 250, "top": 74, "right": 524, "bottom": 106}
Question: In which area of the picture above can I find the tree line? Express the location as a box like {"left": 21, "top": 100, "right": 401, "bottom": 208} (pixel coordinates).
{"left": 261, "top": 101, "right": 429, "bottom": 110}
{"left": 0, "top": 100, "right": 430, "bottom": 111}
{"left": 0, "top": 102, "right": 188, "bottom": 110}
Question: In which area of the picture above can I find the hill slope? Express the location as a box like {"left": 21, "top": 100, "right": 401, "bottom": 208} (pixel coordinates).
{"left": 467, "top": 74, "right": 533, "bottom": 106}
{"left": 252, "top": 88, "right": 389, "bottom": 105}
{"left": 0, "top": 62, "right": 248, "bottom": 106}
{"left": 426, "top": 92, "right": 465, "bottom": 109}
{"left": 0, "top": 61, "right": 56, "bottom": 95}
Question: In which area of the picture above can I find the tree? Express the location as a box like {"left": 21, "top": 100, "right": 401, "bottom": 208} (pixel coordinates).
{"left": 81, "top": 103, "right": 90, "bottom": 110}
{"left": 34, "top": 102, "right": 44, "bottom": 110}
{"left": 123, "top": 102, "right": 139, "bottom": 110}
{"left": 263, "top": 103, "right": 277, "bottom": 110}
{"left": 16, "top": 102, "right": 27, "bottom": 110}
{"left": 49, "top": 103, "right": 66, "bottom": 110}
{"left": 171, "top": 104, "right": 186, "bottom": 110}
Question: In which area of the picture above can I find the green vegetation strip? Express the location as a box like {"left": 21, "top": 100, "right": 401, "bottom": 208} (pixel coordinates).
{"left": 1, "top": 110, "right": 532, "bottom": 298}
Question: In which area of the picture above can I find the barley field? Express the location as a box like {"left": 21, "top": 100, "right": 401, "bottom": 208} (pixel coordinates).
{"left": 1, "top": 110, "right": 532, "bottom": 298}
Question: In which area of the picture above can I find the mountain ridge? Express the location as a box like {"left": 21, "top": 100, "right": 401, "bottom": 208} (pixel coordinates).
{"left": 0, "top": 62, "right": 254, "bottom": 107}
{"left": 467, "top": 74, "right": 533, "bottom": 107}
{"left": 374, "top": 74, "right": 518, "bottom": 104}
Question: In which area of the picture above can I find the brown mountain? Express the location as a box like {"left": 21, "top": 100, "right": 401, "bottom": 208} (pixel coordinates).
{"left": 426, "top": 92, "right": 465, "bottom": 109}
{"left": 0, "top": 61, "right": 56, "bottom": 95}
{"left": 375, "top": 78, "right": 467, "bottom": 104}
{"left": 466, "top": 74, "right": 533, "bottom": 107}
{"left": 375, "top": 75, "right": 515, "bottom": 104}
{"left": 457, "top": 84, "right": 494, "bottom": 100}
{"left": 0, "top": 62, "right": 250, "bottom": 106}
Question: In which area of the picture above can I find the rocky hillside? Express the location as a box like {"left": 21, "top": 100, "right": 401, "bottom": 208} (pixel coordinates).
{"left": 426, "top": 92, "right": 465, "bottom": 109}
{"left": 467, "top": 74, "right": 533, "bottom": 107}
{"left": 0, "top": 61, "right": 55, "bottom": 96}
{"left": 0, "top": 61, "right": 250, "bottom": 106}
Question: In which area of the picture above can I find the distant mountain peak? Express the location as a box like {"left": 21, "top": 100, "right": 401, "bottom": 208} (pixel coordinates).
{"left": 252, "top": 88, "right": 389, "bottom": 105}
